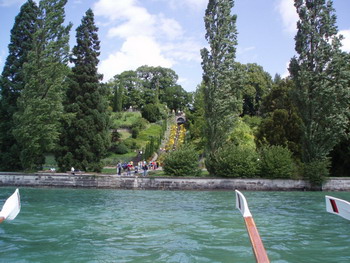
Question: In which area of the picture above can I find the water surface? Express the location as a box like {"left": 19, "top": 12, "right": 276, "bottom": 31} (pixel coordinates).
{"left": 0, "top": 188, "right": 349, "bottom": 262}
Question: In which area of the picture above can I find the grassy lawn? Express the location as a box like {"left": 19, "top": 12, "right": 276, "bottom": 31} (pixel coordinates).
{"left": 42, "top": 154, "right": 58, "bottom": 170}
{"left": 134, "top": 123, "right": 163, "bottom": 148}
{"left": 102, "top": 152, "right": 137, "bottom": 167}
{"left": 101, "top": 167, "right": 117, "bottom": 174}
{"left": 103, "top": 123, "right": 163, "bottom": 166}
{"left": 111, "top": 111, "right": 142, "bottom": 128}
{"left": 119, "top": 130, "right": 131, "bottom": 140}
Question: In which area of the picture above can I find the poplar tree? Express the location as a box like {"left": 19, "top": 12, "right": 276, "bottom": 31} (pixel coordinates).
{"left": 289, "top": 0, "right": 350, "bottom": 179}
{"left": 112, "top": 85, "right": 123, "bottom": 112}
{"left": 13, "top": 0, "right": 71, "bottom": 170}
{"left": 0, "top": 0, "right": 39, "bottom": 170}
{"left": 57, "top": 9, "right": 110, "bottom": 172}
{"left": 200, "top": 0, "right": 243, "bottom": 172}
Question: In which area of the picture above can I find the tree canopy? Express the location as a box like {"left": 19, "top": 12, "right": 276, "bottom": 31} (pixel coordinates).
{"left": 110, "top": 65, "right": 190, "bottom": 112}
{"left": 56, "top": 9, "right": 110, "bottom": 172}
{"left": 201, "top": 0, "right": 243, "bottom": 174}
{"left": 0, "top": 0, "right": 39, "bottom": 170}
{"left": 289, "top": 0, "right": 350, "bottom": 170}
{"left": 13, "top": 0, "right": 71, "bottom": 170}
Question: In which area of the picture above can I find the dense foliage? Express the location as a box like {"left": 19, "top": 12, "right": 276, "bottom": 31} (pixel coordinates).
{"left": 13, "top": 0, "right": 71, "bottom": 170}
{"left": 201, "top": 0, "right": 243, "bottom": 173}
{"left": 330, "top": 137, "right": 350, "bottom": 177}
{"left": 163, "top": 145, "right": 201, "bottom": 177}
{"left": 289, "top": 0, "right": 350, "bottom": 179}
{"left": 56, "top": 9, "right": 110, "bottom": 172}
{"left": 259, "top": 146, "right": 296, "bottom": 179}
{"left": 141, "top": 104, "right": 162, "bottom": 123}
{"left": 0, "top": 0, "right": 39, "bottom": 170}
{"left": 256, "top": 79, "right": 303, "bottom": 158}
{"left": 111, "top": 66, "right": 190, "bottom": 113}
{"left": 240, "top": 63, "right": 273, "bottom": 116}
{"left": 302, "top": 159, "right": 330, "bottom": 188}
{"left": 185, "top": 84, "right": 206, "bottom": 152}
{"left": 206, "top": 143, "right": 259, "bottom": 178}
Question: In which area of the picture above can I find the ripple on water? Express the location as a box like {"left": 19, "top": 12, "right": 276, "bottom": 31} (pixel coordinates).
{"left": 1, "top": 189, "right": 350, "bottom": 262}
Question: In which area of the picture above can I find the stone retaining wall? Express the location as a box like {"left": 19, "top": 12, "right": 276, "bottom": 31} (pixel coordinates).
{"left": 0, "top": 172, "right": 349, "bottom": 191}
{"left": 322, "top": 178, "right": 350, "bottom": 191}
{"left": 5, "top": 172, "right": 348, "bottom": 191}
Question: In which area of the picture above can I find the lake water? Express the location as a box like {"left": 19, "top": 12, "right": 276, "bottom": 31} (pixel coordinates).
{"left": 0, "top": 188, "right": 350, "bottom": 263}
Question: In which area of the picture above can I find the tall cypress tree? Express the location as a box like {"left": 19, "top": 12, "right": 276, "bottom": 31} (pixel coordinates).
{"left": 113, "top": 85, "right": 124, "bottom": 112}
{"left": 13, "top": 0, "right": 71, "bottom": 170}
{"left": 57, "top": 9, "right": 110, "bottom": 172}
{"left": 200, "top": 0, "right": 243, "bottom": 173}
{"left": 0, "top": 0, "right": 39, "bottom": 170}
{"left": 289, "top": 0, "right": 350, "bottom": 179}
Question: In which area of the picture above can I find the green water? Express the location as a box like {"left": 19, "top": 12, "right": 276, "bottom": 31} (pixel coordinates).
{"left": 0, "top": 188, "right": 350, "bottom": 263}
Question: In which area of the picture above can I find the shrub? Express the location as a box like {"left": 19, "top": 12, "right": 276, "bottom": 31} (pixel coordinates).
{"left": 259, "top": 145, "right": 296, "bottom": 179}
{"left": 206, "top": 143, "right": 260, "bottom": 178}
{"left": 163, "top": 145, "right": 201, "bottom": 177}
{"left": 131, "top": 127, "right": 139, "bottom": 139}
{"left": 111, "top": 130, "right": 121, "bottom": 142}
{"left": 141, "top": 104, "right": 161, "bottom": 123}
{"left": 111, "top": 142, "right": 129, "bottom": 154}
{"left": 256, "top": 109, "right": 302, "bottom": 159}
{"left": 123, "top": 138, "right": 139, "bottom": 150}
{"left": 228, "top": 118, "right": 256, "bottom": 149}
{"left": 302, "top": 159, "right": 330, "bottom": 188}
{"left": 131, "top": 118, "right": 148, "bottom": 139}
{"left": 132, "top": 118, "right": 148, "bottom": 130}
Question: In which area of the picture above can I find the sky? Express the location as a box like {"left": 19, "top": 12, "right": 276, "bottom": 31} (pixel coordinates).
{"left": 0, "top": 0, "right": 350, "bottom": 92}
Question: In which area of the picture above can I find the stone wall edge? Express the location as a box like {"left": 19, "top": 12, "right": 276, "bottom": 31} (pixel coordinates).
{"left": 1, "top": 173, "right": 348, "bottom": 191}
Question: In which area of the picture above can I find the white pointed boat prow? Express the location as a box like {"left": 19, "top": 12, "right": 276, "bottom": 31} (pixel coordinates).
{"left": 0, "top": 188, "right": 21, "bottom": 223}
{"left": 325, "top": 195, "right": 350, "bottom": 221}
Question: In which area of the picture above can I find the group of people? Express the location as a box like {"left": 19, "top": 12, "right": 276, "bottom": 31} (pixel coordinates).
{"left": 116, "top": 161, "right": 159, "bottom": 177}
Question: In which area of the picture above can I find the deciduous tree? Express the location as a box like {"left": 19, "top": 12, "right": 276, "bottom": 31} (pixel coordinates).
{"left": 201, "top": 0, "right": 243, "bottom": 173}
{"left": 13, "top": 0, "right": 71, "bottom": 170}
{"left": 241, "top": 63, "right": 273, "bottom": 116}
{"left": 289, "top": 0, "right": 350, "bottom": 178}
{"left": 112, "top": 70, "right": 142, "bottom": 111}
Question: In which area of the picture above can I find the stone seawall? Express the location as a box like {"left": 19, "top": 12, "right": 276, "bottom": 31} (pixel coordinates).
{"left": 0, "top": 172, "right": 349, "bottom": 191}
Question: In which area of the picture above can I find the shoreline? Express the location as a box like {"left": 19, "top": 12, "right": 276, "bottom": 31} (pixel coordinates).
{"left": 0, "top": 172, "right": 349, "bottom": 191}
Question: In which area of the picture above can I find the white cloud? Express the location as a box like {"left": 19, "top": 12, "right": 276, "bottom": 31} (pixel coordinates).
{"left": 158, "top": 15, "right": 183, "bottom": 40}
{"left": 99, "top": 36, "right": 173, "bottom": 81}
{"left": 155, "top": 0, "right": 207, "bottom": 11}
{"left": 93, "top": 0, "right": 139, "bottom": 21}
{"left": 163, "top": 39, "right": 202, "bottom": 63}
{"left": 0, "top": 48, "right": 7, "bottom": 66}
{"left": 107, "top": 16, "right": 155, "bottom": 39}
{"left": 276, "top": 0, "right": 298, "bottom": 35}
{"left": 94, "top": 0, "right": 202, "bottom": 85}
{"left": 281, "top": 61, "right": 290, "bottom": 79}
{"left": 339, "top": 29, "right": 350, "bottom": 52}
